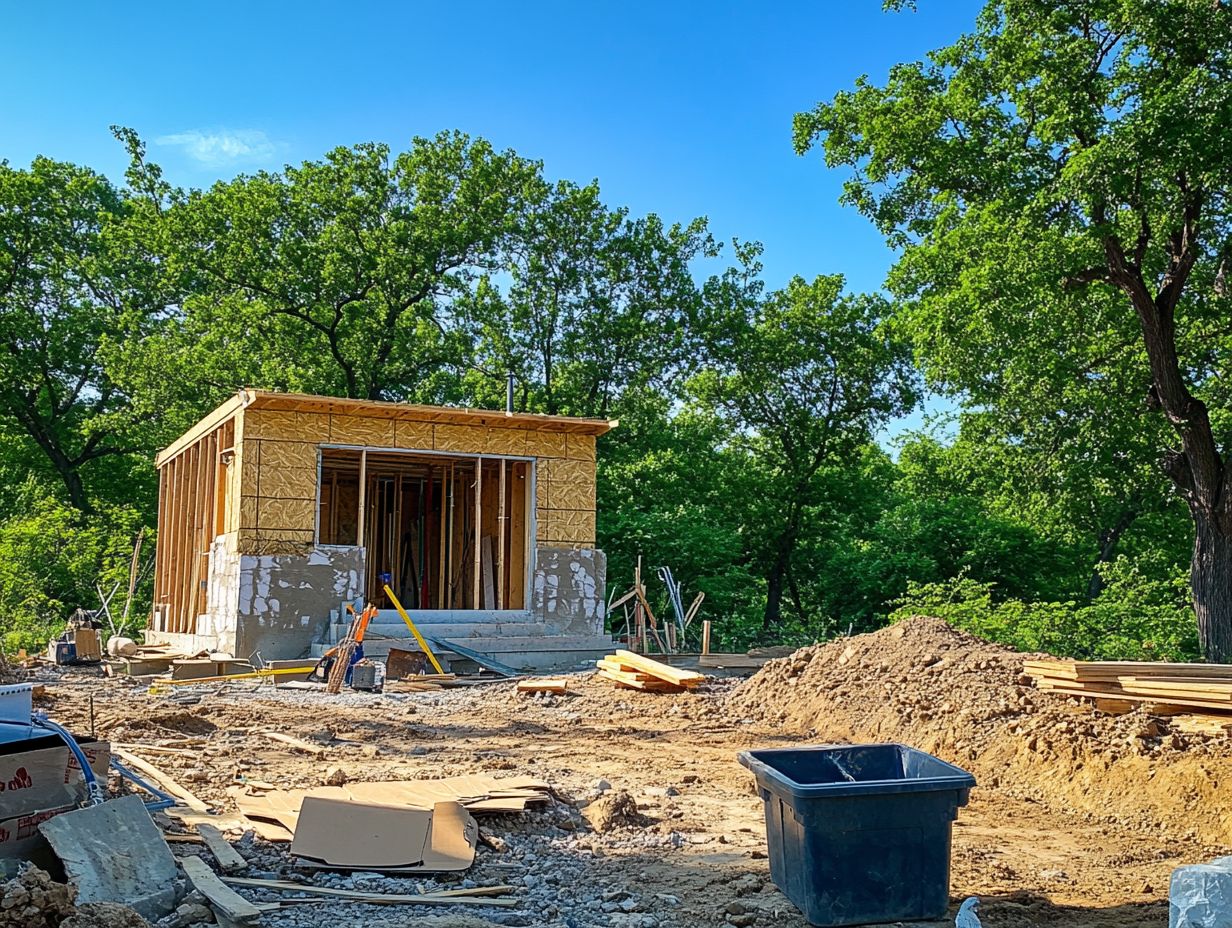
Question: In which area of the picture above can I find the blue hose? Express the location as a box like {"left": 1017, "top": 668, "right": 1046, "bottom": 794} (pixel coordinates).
{"left": 110, "top": 759, "right": 177, "bottom": 811}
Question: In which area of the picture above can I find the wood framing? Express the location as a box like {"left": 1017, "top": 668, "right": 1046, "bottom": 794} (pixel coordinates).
{"left": 151, "top": 389, "right": 613, "bottom": 637}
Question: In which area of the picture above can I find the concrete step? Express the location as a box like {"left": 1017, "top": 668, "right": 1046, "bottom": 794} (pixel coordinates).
{"left": 441, "top": 634, "right": 616, "bottom": 654}
{"left": 311, "top": 634, "right": 616, "bottom": 672}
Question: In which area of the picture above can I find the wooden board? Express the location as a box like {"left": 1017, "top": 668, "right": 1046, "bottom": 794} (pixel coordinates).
{"left": 113, "top": 748, "right": 210, "bottom": 812}
{"left": 597, "top": 668, "right": 684, "bottom": 692}
{"left": 516, "top": 678, "right": 568, "bottom": 694}
{"left": 611, "top": 650, "right": 705, "bottom": 686}
{"left": 196, "top": 822, "right": 247, "bottom": 873}
{"left": 260, "top": 731, "right": 327, "bottom": 758}
{"left": 181, "top": 855, "right": 262, "bottom": 925}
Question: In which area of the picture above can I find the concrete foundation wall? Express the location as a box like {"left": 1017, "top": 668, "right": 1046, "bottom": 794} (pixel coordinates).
{"left": 233, "top": 546, "right": 365, "bottom": 659}
{"left": 532, "top": 546, "right": 607, "bottom": 636}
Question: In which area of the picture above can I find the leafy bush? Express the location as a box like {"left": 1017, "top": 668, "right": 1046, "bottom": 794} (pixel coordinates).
{"left": 0, "top": 480, "right": 150, "bottom": 654}
{"left": 890, "top": 559, "right": 1198, "bottom": 661}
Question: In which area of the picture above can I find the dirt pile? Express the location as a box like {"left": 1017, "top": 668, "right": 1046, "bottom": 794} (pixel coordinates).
{"left": 727, "top": 616, "right": 1232, "bottom": 844}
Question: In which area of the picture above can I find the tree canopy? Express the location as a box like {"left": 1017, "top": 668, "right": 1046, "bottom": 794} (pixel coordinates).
{"left": 796, "top": 0, "right": 1232, "bottom": 658}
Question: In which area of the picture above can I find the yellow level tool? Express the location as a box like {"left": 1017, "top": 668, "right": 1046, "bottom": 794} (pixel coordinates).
{"left": 384, "top": 584, "right": 446, "bottom": 674}
{"left": 146, "top": 665, "right": 313, "bottom": 694}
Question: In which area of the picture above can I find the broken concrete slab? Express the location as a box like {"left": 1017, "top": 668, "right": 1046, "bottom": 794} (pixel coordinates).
{"left": 38, "top": 794, "right": 177, "bottom": 921}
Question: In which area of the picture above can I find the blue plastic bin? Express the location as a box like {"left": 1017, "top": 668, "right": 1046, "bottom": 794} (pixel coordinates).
{"left": 738, "top": 743, "right": 975, "bottom": 926}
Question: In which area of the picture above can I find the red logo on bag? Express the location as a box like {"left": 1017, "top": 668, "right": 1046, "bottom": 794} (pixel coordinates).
{"left": 3, "top": 767, "right": 33, "bottom": 791}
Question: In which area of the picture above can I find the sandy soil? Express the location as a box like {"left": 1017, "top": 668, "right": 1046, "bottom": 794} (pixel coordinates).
{"left": 26, "top": 621, "right": 1232, "bottom": 927}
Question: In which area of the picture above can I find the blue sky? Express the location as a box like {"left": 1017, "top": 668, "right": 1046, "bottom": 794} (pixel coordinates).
{"left": 1, "top": 0, "right": 978, "bottom": 437}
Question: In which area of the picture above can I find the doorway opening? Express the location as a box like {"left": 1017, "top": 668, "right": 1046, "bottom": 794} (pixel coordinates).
{"left": 317, "top": 448, "right": 532, "bottom": 610}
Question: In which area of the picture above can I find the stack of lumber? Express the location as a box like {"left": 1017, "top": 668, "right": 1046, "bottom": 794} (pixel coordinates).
{"left": 596, "top": 650, "right": 705, "bottom": 692}
{"left": 1026, "top": 658, "right": 1232, "bottom": 718}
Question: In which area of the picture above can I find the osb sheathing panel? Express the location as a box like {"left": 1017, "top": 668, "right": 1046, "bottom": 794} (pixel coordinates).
{"left": 526, "top": 431, "right": 567, "bottom": 458}
{"left": 241, "top": 454, "right": 261, "bottom": 499}
{"left": 565, "top": 434, "right": 596, "bottom": 461}
{"left": 258, "top": 440, "right": 318, "bottom": 470}
{"left": 242, "top": 408, "right": 320, "bottom": 441}
{"left": 551, "top": 458, "right": 595, "bottom": 485}
{"left": 485, "top": 427, "right": 529, "bottom": 456}
{"left": 259, "top": 465, "right": 318, "bottom": 500}
{"left": 434, "top": 423, "right": 486, "bottom": 453}
{"left": 237, "top": 528, "right": 315, "bottom": 556}
{"left": 331, "top": 414, "right": 395, "bottom": 447}
{"left": 394, "top": 420, "right": 434, "bottom": 450}
{"left": 550, "top": 480, "right": 596, "bottom": 512}
{"left": 240, "top": 495, "right": 258, "bottom": 530}
{"left": 257, "top": 497, "right": 316, "bottom": 531}
{"left": 540, "top": 509, "right": 597, "bottom": 545}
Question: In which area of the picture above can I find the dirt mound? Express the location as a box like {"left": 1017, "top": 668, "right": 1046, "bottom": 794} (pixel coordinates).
{"left": 728, "top": 616, "right": 1232, "bottom": 844}
{"left": 584, "top": 789, "right": 651, "bottom": 832}
{"left": 99, "top": 710, "right": 217, "bottom": 738}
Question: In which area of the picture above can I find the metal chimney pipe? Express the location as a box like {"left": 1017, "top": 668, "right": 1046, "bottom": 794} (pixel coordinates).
{"left": 506, "top": 372, "right": 515, "bottom": 414}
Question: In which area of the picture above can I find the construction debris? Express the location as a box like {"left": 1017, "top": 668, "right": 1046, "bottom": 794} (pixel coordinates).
{"left": 38, "top": 795, "right": 178, "bottom": 921}
{"left": 228, "top": 774, "right": 553, "bottom": 839}
{"left": 0, "top": 866, "right": 74, "bottom": 928}
{"left": 180, "top": 855, "right": 261, "bottom": 926}
{"left": 290, "top": 798, "right": 477, "bottom": 872}
{"left": 596, "top": 650, "right": 705, "bottom": 692}
{"left": 193, "top": 823, "right": 246, "bottom": 873}
{"left": 221, "top": 877, "right": 518, "bottom": 907}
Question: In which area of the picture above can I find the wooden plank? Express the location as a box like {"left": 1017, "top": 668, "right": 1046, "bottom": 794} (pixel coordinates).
{"left": 701, "top": 620, "right": 712, "bottom": 656}
{"left": 517, "top": 678, "right": 568, "bottom": 694}
{"left": 222, "top": 877, "right": 516, "bottom": 907}
{"left": 260, "top": 730, "right": 327, "bottom": 757}
{"left": 181, "top": 855, "right": 262, "bottom": 925}
{"left": 509, "top": 461, "right": 526, "bottom": 609}
{"left": 112, "top": 748, "right": 210, "bottom": 812}
{"left": 156, "top": 393, "right": 246, "bottom": 467}
{"left": 596, "top": 668, "right": 683, "bottom": 692}
{"left": 196, "top": 822, "right": 247, "bottom": 873}
{"left": 438, "top": 465, "right": 447, "bottom": 609}
{"left": 474, "top": 458, "right": 482, "bottom": 609}
{"left": 612, "top": 650, "right": 705, "bottom": 686}
{"left": 482, "top": 535, "right": 496, "bottom": 610}
{"left": 498, "top": 458, "right": 506, "bottom": 610}
{"left": 357, "top": 449, "right": 367, "bottom": 562}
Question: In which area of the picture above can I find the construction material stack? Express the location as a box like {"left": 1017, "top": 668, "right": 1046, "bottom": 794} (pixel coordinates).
{"left": 1025, "top": 659, "right": 1232, "bottom": 723}
{"left": 596, "top": 650, "right": 705, "bottom": 692}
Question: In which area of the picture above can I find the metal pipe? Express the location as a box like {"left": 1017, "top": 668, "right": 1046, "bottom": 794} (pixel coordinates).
{"left": 506, "top": 372, "right": 515, "bottom": 413}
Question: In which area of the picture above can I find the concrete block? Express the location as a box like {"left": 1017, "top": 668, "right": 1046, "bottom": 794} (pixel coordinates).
{"left": 39, "top": 794, "right": 178, "bottom": 921}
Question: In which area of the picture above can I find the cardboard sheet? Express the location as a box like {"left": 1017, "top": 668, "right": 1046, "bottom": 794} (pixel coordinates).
{"left": 230, "top": 773, "right": 551, "bottom": 836}
{"left": 290, "top": 799, "right": 476, "bottom": 871}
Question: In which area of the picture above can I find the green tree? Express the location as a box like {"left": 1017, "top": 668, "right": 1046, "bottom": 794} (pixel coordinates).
{"left": 158, "top": 132, "right": 541, "bottom": 403}
{"left": 797, "top": 0, "right": 1232, "bottom": 658}
{"left": 0, "top": 157, "right": 156, "bottom": 512}
{"left": 470, "top": 180, "right": 716, "bottom": 418}
{"left": 693, "top": 246, "right": 917, "bottom": 629}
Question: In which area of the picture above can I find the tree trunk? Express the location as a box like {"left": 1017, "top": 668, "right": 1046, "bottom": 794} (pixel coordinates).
{"left": 1087, "top": 507, "right": 1137, "bottom": 600}
{"left": 1192, "top": 508, "right": 1232, "bottom": 663}
{"left": 763, "top": 545, "right": 789, "bottom": 631}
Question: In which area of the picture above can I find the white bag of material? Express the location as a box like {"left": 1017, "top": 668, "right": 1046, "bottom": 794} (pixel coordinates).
{"left": 1171, "top": 856, "right": 1232, "bottom": 927}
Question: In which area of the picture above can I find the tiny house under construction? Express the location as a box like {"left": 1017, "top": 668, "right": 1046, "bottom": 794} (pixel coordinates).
{"left": 148, "top": 390, "right": 617, "bottom": 669}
